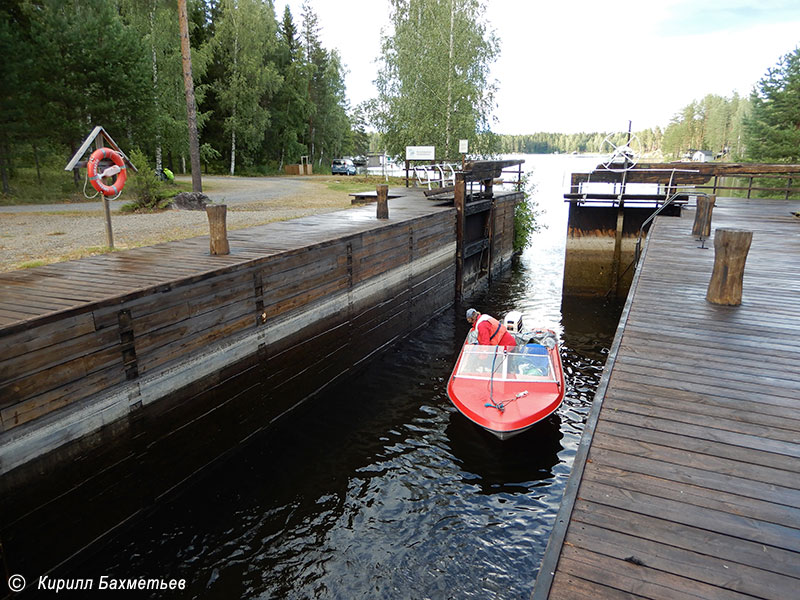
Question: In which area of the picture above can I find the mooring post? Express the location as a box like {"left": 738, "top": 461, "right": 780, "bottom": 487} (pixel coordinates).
{"left": 692, "top": 194, "right": 716, "bottom": 239}
{"left": 206, "top": 204, "right": 230, "bottom": 255}
{"left": 376, "top": 184, "right": 389, "bottom": 219}
{"left": 706, "top": 228, "right": 752, "bottom": 306}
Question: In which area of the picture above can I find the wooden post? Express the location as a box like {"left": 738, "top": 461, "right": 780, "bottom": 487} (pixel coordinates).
{"left": 691, "top": 194, "right": 716, "bottom": 239}
{"left": 454, "top": 174, "right": 465, "bottom": 301}
{"left": 376, "top": 184, "right": 389, "bottom": 219}
{"left": 706, "top": 228, "right": 752, "bottom": 306}
{"left": 95, "top": 138, "right": 114, "bottom": 249}
{"left": 483, "top": 177, "right": 493, "bottom": 198}
{"left": 206, "top": 204, "right": 230, "bottom": 255}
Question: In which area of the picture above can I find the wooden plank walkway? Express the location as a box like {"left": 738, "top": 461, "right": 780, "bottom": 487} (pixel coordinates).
{"left": 534, "top": 197, "right": 800, "bottom": 599}
{"left": 0, "top": 190, "right": 447, "bottom": 332}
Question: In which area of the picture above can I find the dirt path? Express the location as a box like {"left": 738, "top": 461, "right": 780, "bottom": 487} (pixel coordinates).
{"left": 0, "top": 175, "right": 354, "bottom": 271}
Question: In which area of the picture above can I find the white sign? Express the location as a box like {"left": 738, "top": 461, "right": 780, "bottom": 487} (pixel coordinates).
{"left": 405, "top": 146, "right": 435, "bottom": 161}
{"left": 459, "top": 139, "right": 469, "bottom": 154}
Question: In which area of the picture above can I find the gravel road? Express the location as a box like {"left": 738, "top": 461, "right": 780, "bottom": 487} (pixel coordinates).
{"left": 0, "top": 175, "right": 353, "bottom": 271}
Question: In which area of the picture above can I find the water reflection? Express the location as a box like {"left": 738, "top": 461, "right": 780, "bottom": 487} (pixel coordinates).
{"left": 445, "top": 412, "right": 563, "bottom": 494}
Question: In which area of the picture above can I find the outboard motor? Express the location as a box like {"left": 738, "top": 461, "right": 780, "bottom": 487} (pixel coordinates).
{"left": 503, "top": 310, "right": 524, "bottom": 333}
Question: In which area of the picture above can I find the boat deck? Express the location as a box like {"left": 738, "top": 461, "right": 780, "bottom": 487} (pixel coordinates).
{"left": 534, "top": 197, "right": 800, "bottom": 599}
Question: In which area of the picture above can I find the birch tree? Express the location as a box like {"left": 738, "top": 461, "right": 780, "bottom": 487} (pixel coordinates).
{"left": 213, "top": 0, "right": 281, "bottom": 175}
{"left": 374, "top": 0, "right": 499, "bottom": 159}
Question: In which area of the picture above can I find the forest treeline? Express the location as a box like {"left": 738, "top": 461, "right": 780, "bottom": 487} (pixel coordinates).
{"left": 0, "top": 0, "right": 367, "bottom": 190}
{"left": 498, "top": 93, "right": 751, "bottom": 159}
{"left": 499, "top": 55, "right": 800, "bottom": 166}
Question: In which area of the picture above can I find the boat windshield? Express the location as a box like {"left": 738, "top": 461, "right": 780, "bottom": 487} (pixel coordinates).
{"left": 455, "top": 344, "right": 555, "bottom": 382}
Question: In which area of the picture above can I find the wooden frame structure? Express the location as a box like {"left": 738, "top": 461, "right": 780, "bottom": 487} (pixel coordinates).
{"left": 64, "top": 126, "right": 138, "bottom": 249}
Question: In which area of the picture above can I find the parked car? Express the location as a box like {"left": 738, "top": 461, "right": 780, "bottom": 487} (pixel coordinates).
{"left": 331, "top": 158, "right": 356, "bottom": 175}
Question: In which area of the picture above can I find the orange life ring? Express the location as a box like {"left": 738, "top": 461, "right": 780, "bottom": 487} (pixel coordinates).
{"left": 87, "top": 147, "right": 127, "bottom": 197}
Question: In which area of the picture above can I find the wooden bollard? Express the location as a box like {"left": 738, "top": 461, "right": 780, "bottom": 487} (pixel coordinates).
{"left": 376, "top": 184, "right": 389, "bottom": 219}
{"left": 706, "top": 228, "right": 752, "bottom": 305}
{"left": 692, "top": 194, "right": 716, "bottom": 238}
{"left": 206, "top": 204, "right": 230, "bottom": 255}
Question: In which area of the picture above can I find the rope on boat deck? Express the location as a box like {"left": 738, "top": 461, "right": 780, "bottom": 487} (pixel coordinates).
{"left": 484, "top": 349, "right": 528, "bottom": 412}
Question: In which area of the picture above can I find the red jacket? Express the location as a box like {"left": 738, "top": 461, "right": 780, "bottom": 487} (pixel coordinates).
{"left": 473, "top": 314, "right": 517, "bottom": 348}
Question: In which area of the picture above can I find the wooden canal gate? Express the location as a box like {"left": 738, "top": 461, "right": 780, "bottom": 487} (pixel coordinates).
{"left": 563, "top": 161, "right": 800, "bottom": 298}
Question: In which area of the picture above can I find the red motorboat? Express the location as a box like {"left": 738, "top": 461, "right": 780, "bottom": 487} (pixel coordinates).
{"left": 447, "top": 316, "right": 565, "bottom": 440}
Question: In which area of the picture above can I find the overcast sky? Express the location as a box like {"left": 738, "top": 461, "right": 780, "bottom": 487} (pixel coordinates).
{"left": 283, "top": 0, "right": 800, "bottom": 134}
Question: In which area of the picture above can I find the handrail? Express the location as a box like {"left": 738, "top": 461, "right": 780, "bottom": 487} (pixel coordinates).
{"left": 413, "top": 163, "right": 458, "bottom": 189}
{"left": 634, "top": 190, "right": 711, "bottom": 264}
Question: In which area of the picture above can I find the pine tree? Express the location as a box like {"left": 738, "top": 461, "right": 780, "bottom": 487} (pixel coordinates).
{"left": 300, "top": 1, "right": 350, "bottom": 166}
{"left": 266, "top": 5, "right": 310, "bottom": 168}
{"left": 24, "top": 0, "right": 152, "bottom": 170}
{"left": 744, "top": 46, "right": 800, "bottom": 162}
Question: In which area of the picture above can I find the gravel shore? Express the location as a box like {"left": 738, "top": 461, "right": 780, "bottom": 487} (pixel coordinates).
{"left": 0, "top": 177, "right": 355, "bottom": 271}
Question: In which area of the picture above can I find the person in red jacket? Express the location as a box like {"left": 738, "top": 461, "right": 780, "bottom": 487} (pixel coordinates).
{"left": 466, "top": 308, "right": 517, "bottom": 348}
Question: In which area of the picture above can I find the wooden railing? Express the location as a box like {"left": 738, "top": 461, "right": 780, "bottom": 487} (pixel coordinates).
{"left": 566, "top": 162, "right": 800, "bottom": 203}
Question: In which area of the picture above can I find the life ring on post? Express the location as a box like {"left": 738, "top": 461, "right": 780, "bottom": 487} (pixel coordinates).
{"left": 87, "top": 147, "right": 127, "bottom": 197}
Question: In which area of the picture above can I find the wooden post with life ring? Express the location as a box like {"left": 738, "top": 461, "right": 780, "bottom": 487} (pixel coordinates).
{"left": 90, "top": 140, "right": 122, "bottom": 248}
{"left": 64, "top": 126, "right": 136, "bottom": 251}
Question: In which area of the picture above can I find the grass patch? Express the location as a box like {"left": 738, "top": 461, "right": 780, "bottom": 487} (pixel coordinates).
{"left": 17, "top": 259, "right": 48, "bottom": 269}
{"left": 0, "top": 167, "right": 86, "bottom": 205}
{"left": 322, "top": 175, "right": 405, "bottom": 194}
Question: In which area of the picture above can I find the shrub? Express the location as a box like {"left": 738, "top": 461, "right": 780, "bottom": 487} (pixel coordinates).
{"left": 124, "top": 148, "right": 169, "bottom": 211}
{"left": 513, "top": 174, "right": 545, "bottom": 253}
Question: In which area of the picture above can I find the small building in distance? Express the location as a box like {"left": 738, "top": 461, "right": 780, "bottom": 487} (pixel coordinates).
{"left": 692, "top": 150, "right": 714, "bottom": 162}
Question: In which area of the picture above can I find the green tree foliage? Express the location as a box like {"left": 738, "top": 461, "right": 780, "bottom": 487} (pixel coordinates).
{"left": 513, "top": 175, "right": 543, "bottom": 254}
{"left": 119, "top": 0, "right": 209, "bottom": 174}
{"left": 125, "top": 146, "right": 168, "bottom": 210}
{"left": 213, "top": 0, "right": 281, "bottom": 175}
{"left": 301, "top": 2, "right": 350, "bottom": 166}
{"left": 24, "top": 0, "right": 152, "bottom": 163}
{"left": 374, "top": 0, "right": 499, "bottom": 159}
{"left": 498, "top": 129, "right": 663, "bottom": 155}
{"left": 264, "top": 5, "right": 310, "bottom": 168}
{"left": 0, "top": 0, "right": 355, "bottom": 194}
{"left": 0, "top": 2, "right": 31, "bottom": 192}
{"left": 744, "top": 46, "right": 800, "bottom": 162}
{"left": 661, "top": 93, "right": 750, "bottom": 160}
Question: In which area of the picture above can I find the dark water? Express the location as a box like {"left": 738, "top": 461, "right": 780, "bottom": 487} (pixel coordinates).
{"left": 60, "top": 155, "right": 621, "bottom": 599}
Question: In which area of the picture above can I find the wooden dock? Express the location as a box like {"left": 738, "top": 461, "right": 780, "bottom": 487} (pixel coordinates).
{"left": 534, "top": 197, "right": 800, "bottom": 599}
